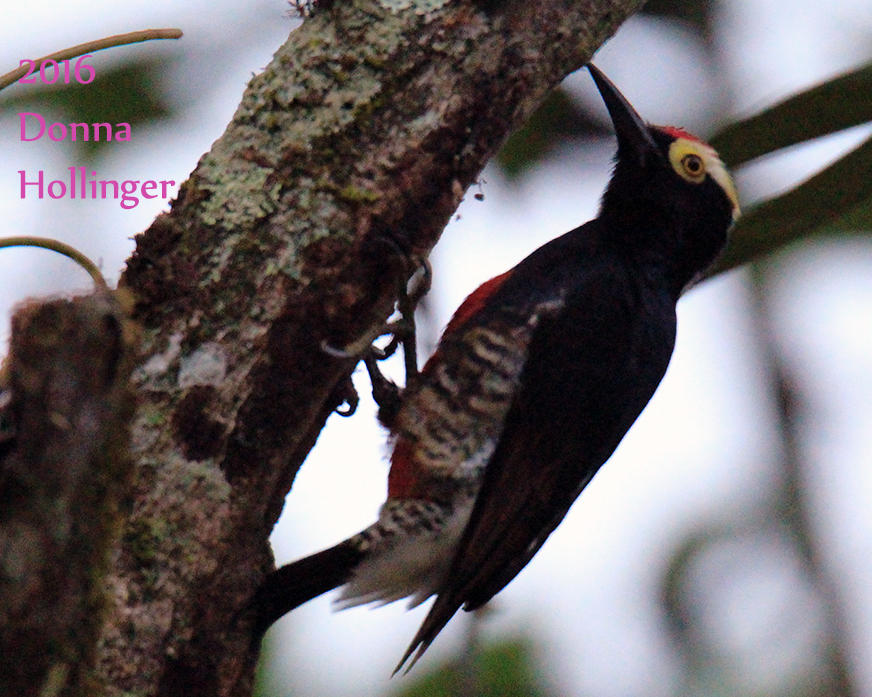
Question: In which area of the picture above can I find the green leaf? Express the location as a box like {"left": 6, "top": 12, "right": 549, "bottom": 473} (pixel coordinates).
{"left": 394, "top": 636, "right": 559, "bottom": 697}
{"left": 1, "top": 57, "right": 175, "bottom": 161}
{"left": 709, "top": 134, "right": 872, "bottom": 276}
{"left": 711, "top": 61, "right": 872, "bottom": 167}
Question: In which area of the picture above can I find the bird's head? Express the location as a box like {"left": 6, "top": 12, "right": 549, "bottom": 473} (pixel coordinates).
{"left": 588, "top": 64, "right": 739, "bottom": 286}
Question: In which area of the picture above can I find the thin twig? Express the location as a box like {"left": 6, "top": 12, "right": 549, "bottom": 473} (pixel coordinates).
{"left": 0, "top": 28, "right": 183, "bottom": 92}
{"left": 0, "top": 236, "right": 108, "bottom": 291}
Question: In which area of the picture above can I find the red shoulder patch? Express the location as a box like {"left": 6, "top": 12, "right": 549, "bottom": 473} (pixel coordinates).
{"left": 443, "top": 270, "right": 512, "bottom": 336}
{"left": 657, "top": 125, "right": 707, "bottom": 145}
{"left": 388, "top": 437, "right": 421, "bottom": 499}
{"left": 420, "top": 270, "right": 513, "bottom": 377}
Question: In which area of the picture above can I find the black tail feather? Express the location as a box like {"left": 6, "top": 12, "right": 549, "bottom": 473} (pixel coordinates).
{"left": 249, "top": 540, "right": 364, "bottom": 639}
{"left": 393, "top": 592, "right": 463, "bottom": 675}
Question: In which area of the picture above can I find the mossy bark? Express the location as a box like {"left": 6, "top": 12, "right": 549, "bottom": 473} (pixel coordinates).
{"left": 0, "top": 1, "right": 645, "bottom": 695}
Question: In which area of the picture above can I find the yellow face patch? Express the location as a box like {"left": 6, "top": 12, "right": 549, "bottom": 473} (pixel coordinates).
{"left": 668, "top": 137, "right": 741, "bottom": 221}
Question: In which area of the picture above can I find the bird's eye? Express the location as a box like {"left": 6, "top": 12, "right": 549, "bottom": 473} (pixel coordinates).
{"left": 681, "top": 154, "right": 705, "bottom": 178}
{"left": 668, "top": 140, "right": 711, "bottom": 184}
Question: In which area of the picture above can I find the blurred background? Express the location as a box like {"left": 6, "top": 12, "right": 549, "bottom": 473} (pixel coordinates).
{"left": 1, "top": 1, "right": 870, "bottom": 695}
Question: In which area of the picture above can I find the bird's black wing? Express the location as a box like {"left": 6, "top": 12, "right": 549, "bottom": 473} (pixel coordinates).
{"left": 396, "top": 263, "right": 662, "bottom": 672}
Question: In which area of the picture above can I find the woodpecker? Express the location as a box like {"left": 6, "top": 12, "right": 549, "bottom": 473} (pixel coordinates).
{"left": 250, "top": 64, "right": 740, "bottom": 672}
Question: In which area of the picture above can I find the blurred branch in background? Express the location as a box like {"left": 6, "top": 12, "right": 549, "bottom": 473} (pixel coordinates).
{"left": 653, "top": 60, "right": 872, "bottom": 694}
{"left": 658, "top": 261, "right": 862, "bottom": 697}
{"left": 749, "top": 263, "right": 858, "bottom": 697}
{"left": 709, "top": 60, "right": 872, "bottom": 275}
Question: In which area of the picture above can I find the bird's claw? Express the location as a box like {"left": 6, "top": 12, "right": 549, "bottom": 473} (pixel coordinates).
{"left": 332, "top": 375, "right": 360, "bottom": 417}
{"left": 364, "top": 353, "right": 402, "bottom": 428}
{"left": 320, "top": 333, "right": 378, "bottom": 360}
{"left": 324, "top": 251, "right": 431, "bottom": 420}
{"left": 404, "top": 256, "right": 432, "bottom": 309}
{"left": 330, "top": 347, "right": 402, "bottom": 424}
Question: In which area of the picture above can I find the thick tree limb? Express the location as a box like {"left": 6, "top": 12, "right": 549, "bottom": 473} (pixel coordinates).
{"left": 0, "top": 294, "right": 134, "bottom": 697}
{"left": 1, "top": 1, "right": 645, "bottom": 695}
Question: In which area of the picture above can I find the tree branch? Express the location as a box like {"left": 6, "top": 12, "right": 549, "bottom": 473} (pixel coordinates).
{"left": 0, "top": 293, "right": 134, "bottom": 697}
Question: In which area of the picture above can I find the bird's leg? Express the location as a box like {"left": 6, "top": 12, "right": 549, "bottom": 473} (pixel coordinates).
{"left": 394, "top": 255, "right": 431, "bottom": 385}
{"left": 326, "top": 339, "right": 398, "bottom": 420}
{"left": 325, "top": 253, "right": 431, "bottom": 422}
{"left": 362, "top": 255, "right": 430, "bottom": 428}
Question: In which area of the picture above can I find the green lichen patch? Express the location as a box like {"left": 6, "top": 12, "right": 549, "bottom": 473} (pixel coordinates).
{"left": 123, "top": 517, "right": 174, "bottom": 568}
{"left": 195, "top": 153, "right": 281, "bottom": 231}
{"left": 337, "top": 184, "right": 381, "bottom": 203}
{"left": 377, "top": 0, "right": 452, "bottom": 14}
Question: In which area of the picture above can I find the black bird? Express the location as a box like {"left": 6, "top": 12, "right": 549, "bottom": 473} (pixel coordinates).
{"left": 250, "top": 63, "right": 740, "bottom": 673}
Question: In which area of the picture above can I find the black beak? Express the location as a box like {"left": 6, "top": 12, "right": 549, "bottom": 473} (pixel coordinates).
{"left": 587, "top": 64, "right": 658, "bottom": 166}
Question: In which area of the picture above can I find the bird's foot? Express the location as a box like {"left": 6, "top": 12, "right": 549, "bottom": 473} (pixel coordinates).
{"left": 330, "top": 374, "right": 360, "bottom": 417}
{"left": 324, "top": 253, "right": 430, "bottom": 419}
{"left": 363, "top": 351, "right": 402, "bottom": 428}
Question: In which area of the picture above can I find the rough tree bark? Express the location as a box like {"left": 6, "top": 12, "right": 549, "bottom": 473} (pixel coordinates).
{"left": 0, "top": 1, "right": 645, "bottom": 695}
